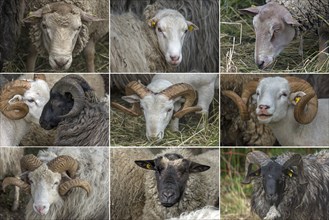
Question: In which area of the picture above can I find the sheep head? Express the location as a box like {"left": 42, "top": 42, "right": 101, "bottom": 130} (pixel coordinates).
{"left": 148, "top": 9, "right": 198, "bottom": 66}
{"left": 111, "top": 81, "right": 201, "bottom": 141}
{"left": 135, "top": 153, "right": 210, "bottom": 207}
{"left": 222, "top": 76, "right": 318, "bottom": 124}
{"left": 240, "top": 2, "right": 300, "bottom": 69}
{"left": 242, "top": 151, "right": 307, "bottom": 206}
{"left": 24, "top": 2, "right": 105, "bottom": 70}
{"left": 0, "top": 74, "right": 49, "bottom": 123}
{"left": 2, "top": 154, "right": 91, "bottom": 216}
{"left": 40, "top": 74, "right": 92, "bottom": 130}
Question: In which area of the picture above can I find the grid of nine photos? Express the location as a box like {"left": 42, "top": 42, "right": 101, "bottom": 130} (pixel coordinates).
{"left": 0, "top": 0, "right": 328, "bottom": 220}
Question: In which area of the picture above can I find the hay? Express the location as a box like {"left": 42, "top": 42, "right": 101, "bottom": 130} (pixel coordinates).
{"left": 110, "top": 95, "right": 219, "bottom": 147}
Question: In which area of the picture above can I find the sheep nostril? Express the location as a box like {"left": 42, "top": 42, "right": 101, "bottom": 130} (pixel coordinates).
{"left": 170, "top": 56, "right": 180, "bottom": 61}
{"left": 163, "top": 191, "right": 174, "bottom": 199}
{"left": 257, "top": 61, "right": 265, "bottom": 69}
{"left": 54, "top": 58, "right": 69, "bottom": 68}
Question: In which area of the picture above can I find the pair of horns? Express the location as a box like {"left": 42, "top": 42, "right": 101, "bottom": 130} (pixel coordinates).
{"left": 0, "top": 74, "right": 46, "bottom": 120}
{"left": 242, "top": 151, "right": 307, "bottom": 185}
{"left": 3, "top": 154, "right": 91, "bottom": 196}
{"left": 222, "top": 76, "right": 318, "bottom": 124}
{"left": 111, "top": 81, "right": 202, "bottom": 118}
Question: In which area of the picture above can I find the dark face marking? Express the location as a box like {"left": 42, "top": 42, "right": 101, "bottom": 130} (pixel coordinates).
{"left": 39, "top": 92, "right": 73, "bottom": 129}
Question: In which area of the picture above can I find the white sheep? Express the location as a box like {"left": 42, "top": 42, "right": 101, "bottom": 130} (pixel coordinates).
{"left": 110, "top": 8, "right": 198, "bottom": 72}
{"left": 111, "top": 74, "right": 217, "bottom": 141}
{"left": 223, "top": 76, "right": 329, "bottom": 145}
{"left": 2, "top": 147, "right": 109, "bottom": 220}
{"left": 24, "top": 0, "right": 109, "bottom": 72}
{"left": 135, "top": 148, "right": 219, "bottom": 219}
{"left": 0, "top": 74, "right": 50, "bottom": 146}
{"left": 240, "top": 0, "right": 329, "bottom": 69}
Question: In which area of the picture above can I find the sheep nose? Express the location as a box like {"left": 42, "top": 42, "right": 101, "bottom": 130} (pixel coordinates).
{"left": 259, "top": 105, "right": 270, "bottom": 110}
{"left": 162, "top": 191, "right": 174, "bottom": 199}
{"left": 54, "top": 57, "right": 69, "bottom": 68}
{"left": 34, "top": 205, "right": 46, "bottom": 213}
{"left": 257, "top": 61, "right": 265, "bottom": 69}
{"left": 170, "top": 55, "right": 180, "bottom": 61}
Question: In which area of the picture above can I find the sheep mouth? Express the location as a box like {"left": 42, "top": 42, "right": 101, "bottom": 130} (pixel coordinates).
{"left": 257, "top": 114, "right": 273, "bottom": 120}
{"left": 161, "top": 202, "right": 175, "bottom": 207}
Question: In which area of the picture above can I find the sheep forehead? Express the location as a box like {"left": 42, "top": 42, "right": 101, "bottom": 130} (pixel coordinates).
{"left": 45, "top": 12, "right": 81, "bottom": 27}
{"left": 160, "top": 154, "right": 186, "bottom": 168}
{"left": 258, "top": 77, "right": 290, "bottom": 94}
{"left": 141, "top": 95, "right": 172, "bottom": 109}
{"left": 158, "top": 16, "right": 187, "bottom": 32}
{"left": 29, "top": 164, "right": 61, "bottom": 183}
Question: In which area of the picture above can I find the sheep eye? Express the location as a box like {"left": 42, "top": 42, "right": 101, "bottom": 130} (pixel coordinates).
{"left": 42, "top": 23, "right": 47, "bottom": 29}
{"left": 281, "top": 93, "right": 287, "bottom": 97}
{"left": 167, "top": 108, "right": 172, "bottom": 113}
{"left": 256, "top": 92, "right": 259, "bottom": 96}
{"left": 184, "top": 29, "right": 188, "bottom": 34}
{"left": 54, "top": 181, "right": 59, "bottom": 185}
{"left": 76, "top": 25, "right": 82, "bottom": 31}
{"left": 157, "top": 27, "right": 163, "bottom": 33}
{"left": 27, "top": 99, "right": 35, "bottom": 103}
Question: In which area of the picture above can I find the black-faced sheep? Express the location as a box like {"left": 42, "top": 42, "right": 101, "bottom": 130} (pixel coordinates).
{"left": 39, "top": 74, "right": 109, "bottom": 146}
{"left": 24, "top": 0, "right": 109, "bottom": 72}
{"left": 240, "top": 0, "right": 329, "bottom": 69}
{"left": 3, "top": 147, "right": 109, "bottom": 220}
{"left": 135, "top": 148, "right": 219, "bottom": 219}
{"left": 243, "top": 150, "right": 329, "bottom": 220}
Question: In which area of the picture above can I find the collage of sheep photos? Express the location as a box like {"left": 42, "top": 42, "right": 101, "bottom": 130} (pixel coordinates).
{"left": 0, "top": 0, "right": 328, "bottom": 220}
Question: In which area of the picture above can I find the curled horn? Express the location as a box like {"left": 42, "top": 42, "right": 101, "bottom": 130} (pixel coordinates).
{"left": 222, "top": 78, "right": 260, "bottom": 121}
{"left": 0, "top": 80, "right": 31, "bottom": 119}
{"left": 51, "top": 76, "right": 86, "bottom": 119}
{"left": 2, "top": 177, "right": 31, "bottom": 193}
{"left": 59, "top": 179, "right": 91, "bottom": 196}
{"left": 20, "top": 154, "right": 43, "bottom": 172}
{"left": 285, "top": 77, "right": 318, "bottom": 124}
{"left": 242, "top": 151, "right": 270, "bottom": 184}
{"left": 160, "top": 83, "right": 202, "bottom": 118}
{"left": 111, "top": 81, "right": 151, "bottom": 116}
{"left": 282, "top": 153, "right": 307, "bottom": 185}
{"left": 47, "top": 155, "right": 78, "bottom": 178}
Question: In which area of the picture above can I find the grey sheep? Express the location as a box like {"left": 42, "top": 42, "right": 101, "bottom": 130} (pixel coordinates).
{"left": 135, "top": 148, "right": 219, "bottom": 219}
{"left": 39, "top": 74, "right": 109, "bottom": 146}
{"left": 243, "top": 150, "right": 329, "bottom": 220}
{"left": 24, "top": 0, "right": 109, "bottom": 72}
{"left": 240, "top": 0, "right": 329, "bottom": 69}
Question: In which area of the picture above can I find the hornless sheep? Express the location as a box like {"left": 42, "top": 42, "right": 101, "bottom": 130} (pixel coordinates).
{"left": 0, "top": 74, "right": 50, "bottom": 146}
{"left": 3, "top": 147, "right": 109, "bottom": 220}
{"left": 240, "top": 0, "right": 329, "bottom": 69}
{"left": 223, "top": 76, "right": 329, "bottom": 146}
{"left": 0, "top": 148, "right": 24, "bottom": 211}
{"left": 135, "top": 148, "right": 219, "bottom": 219}
{"left": 0, "top": 0, "right": 25, "bottom": 71}
{"left": 242, "top": 150, "right": 329, "bottom": 220}
{"left": 110, "top": 0, "right": 219, "bottom": 73}
{"left": 110, "top": 8, "right": 198, "bottom": 72}
{"left": 112, "top": 74, "right": 217, "bottom": 141}
{"left": 24, "top": 0, "right": 109, "bottom": 72}
{"left": 110, "top": 148, "right": 154, "bottom": 220}
{"left": 40, "top": 74, "right": 109, "bottom": 146}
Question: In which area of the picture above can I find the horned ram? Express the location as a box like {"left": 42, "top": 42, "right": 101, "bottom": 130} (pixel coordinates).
{"left": 222, "top": 76, "right": 329, "bottom": 146}
{"left": 242, "top": 150, "right": 329, "bottom": 220}
{"left": 2, "top": 147, "right": 109, "bottom": 220}
{"left": 39, "top": 74, "right": 109, "bottom": 146}
{"left": 111, "top": 74, "right": 217, "bottom": 141}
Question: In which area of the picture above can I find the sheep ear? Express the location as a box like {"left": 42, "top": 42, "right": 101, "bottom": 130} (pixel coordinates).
{"left": 80, "top": 11, "right": 105, "bottom": 22}
{"left": 23, "top": 9, "right": 44, "bottom": 23}
{"left": 239, "top": 6, "right": 261, "bottom": 16}
{"left": 135, "top": 160, "right": 156, "bottom": 170}
{"left": 189, "top": 161, "right": 210, "bottom": 173}
{"left": 122, "top": 95, "right": 141, "bottom": 104}
{"left": 186, "top": 21, "right": 198, "bottom": 31}
{"left": 283, "top": 13, "right": 301, "bottom": 26}
{"left": 289, "top": 92, "right": 306, "bottom": 105}
{"left": 148, "top": 18, "right": 158, "bottom": 28}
